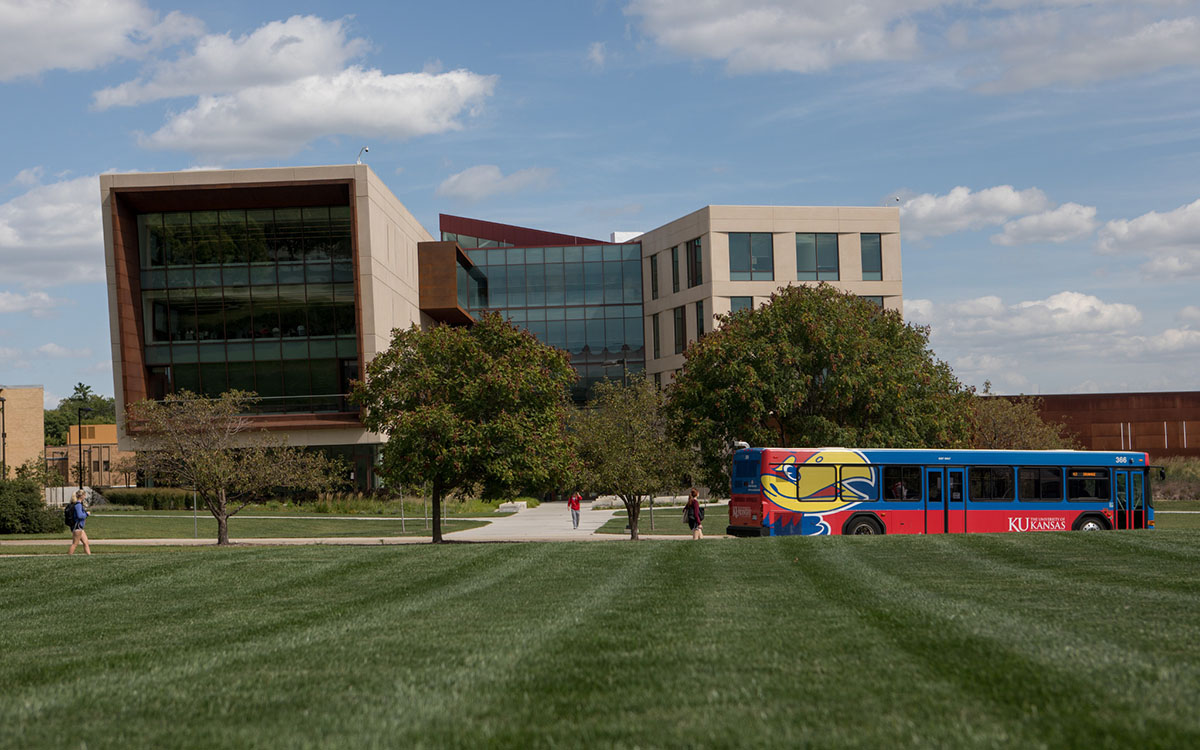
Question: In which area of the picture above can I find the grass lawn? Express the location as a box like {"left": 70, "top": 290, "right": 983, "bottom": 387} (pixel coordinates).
{"left": 596, "top": 507, "right": 707, "bottom": 536}
{"left": 2, "top": 514, "right": 487, "bottom": 541}
{"left": 3, "top": 532, "right": 1200, "bottom": 748}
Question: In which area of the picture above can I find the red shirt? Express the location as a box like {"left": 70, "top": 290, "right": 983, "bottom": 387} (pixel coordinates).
{"left": 568, "top": 493, "right": 581, "bottom": 510}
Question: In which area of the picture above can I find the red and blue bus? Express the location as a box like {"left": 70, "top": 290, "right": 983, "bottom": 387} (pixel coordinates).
{"left": 728, "top": 447, "right": 1159, "bottom": 537}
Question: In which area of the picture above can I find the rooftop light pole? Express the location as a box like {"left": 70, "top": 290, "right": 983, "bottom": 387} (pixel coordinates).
{"left": 602, "top": 356, "right": 629, "bottom": 388}
{"left": 76, "top": 405, "right": 93, "bottom": 490}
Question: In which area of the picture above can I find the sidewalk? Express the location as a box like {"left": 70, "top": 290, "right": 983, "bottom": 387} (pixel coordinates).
{"left": 445, "top": 500, "right": 620, "bottom": 542}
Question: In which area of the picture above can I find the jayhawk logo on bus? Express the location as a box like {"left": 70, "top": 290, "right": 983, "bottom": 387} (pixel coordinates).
{"left": 761, "top": 449, "right": 876, "bottom": 535}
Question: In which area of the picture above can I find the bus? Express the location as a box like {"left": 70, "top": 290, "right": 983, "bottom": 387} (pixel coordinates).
{"left": 727, "top": 447, "right": 1160, "bottom": 537}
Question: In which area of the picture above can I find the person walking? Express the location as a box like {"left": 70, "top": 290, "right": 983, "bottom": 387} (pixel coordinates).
{"left": 684, "top": 488, "right": 704, "bottom": 540}
{"left": 67, "top": 490, "right": 92, "bottom": 555}
{"left": 568, "top": 491, "right": 582, "bottom": 530}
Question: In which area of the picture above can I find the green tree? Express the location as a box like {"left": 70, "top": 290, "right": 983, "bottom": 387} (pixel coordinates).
{"left": 44, "top": 383, "right": 117, "bottom": 445}
{"left": 573, "top": 375, "right": 692, "bottom": 540}
{"left": 669, "top": 284, "right": 973, "bottom": 495}
{"left": 353, "top": 313, "right": 576, "bottom": 543}
{"left": 0, "top": 476, "right": 62, "bottom": 534}
{"left": 971, "top": 382, "right": 1079, "bottom": 449}
{"left": 126, "top": 390, "right": 345, "bottom": 545}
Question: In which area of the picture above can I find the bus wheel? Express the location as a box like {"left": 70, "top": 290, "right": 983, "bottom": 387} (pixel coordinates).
{"left": 1077, "top": 516, "right": 1108, "bottom": 532}
{"left": 846, "top": 516, "right": 882, "bottom": 535}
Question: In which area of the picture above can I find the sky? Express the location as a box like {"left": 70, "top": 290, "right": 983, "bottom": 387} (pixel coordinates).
{"left": 1, "top": 0, "right": 1199, "bottom": 408}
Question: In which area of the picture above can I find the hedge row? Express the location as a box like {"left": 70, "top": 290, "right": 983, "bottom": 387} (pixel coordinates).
{"left": 0, "top": 478, "right": 63, "bottom": 534}
{"left": 102, "top": 488, "right": 197, "bottom": 510}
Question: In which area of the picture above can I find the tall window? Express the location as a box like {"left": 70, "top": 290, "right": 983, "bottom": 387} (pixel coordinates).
{"left": 730, "top": 296, "right": 753, "bottom": 314}
{"left": 860, "top": 296, "right": 883, "bottom": 308}
{"left": 686, "top": 236, "right": 703, "bottom": 287}
{"left": 671, "top": 246, "right": 680, "bottom": 293}
{"left": 673, "top": 305, "right": 686, "bottom": 354}
{"left": 729, "top": 233, "right": 773, "bottom": 281}
{"left": 650, "top": 255, "right": 659, "bottom": 300}
{"left": 694, "top": 299, "right": 705, "bottom": 339}
{"left": 860, "top": 233, "right": 882, "bottom": 280}
{"left": 652, "top": 313, "right": 660, "bottom": 359}
{"left": 797, "top": 233, "right": 839, "bottom": 280}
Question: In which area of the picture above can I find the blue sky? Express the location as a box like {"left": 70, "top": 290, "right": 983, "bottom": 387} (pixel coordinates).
{"left": 1, "top": 0, "right": 1199, "bottom": 407}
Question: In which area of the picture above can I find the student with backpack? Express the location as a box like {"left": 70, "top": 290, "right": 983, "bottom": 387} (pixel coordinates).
{"left": 66, "top": 490, "right": 92, "bottom": 555}
{"left": 684, "top": 488, "right": 704, "bottom": 540}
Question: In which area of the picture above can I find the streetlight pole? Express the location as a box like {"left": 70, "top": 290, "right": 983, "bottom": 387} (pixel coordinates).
{"left": 0, "top": 395, "right": 7, "bottom": 480}
{"left": 77, "top": 406, "right": 93, "bottom": 490}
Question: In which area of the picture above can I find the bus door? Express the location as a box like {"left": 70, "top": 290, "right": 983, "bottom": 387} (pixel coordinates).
{"left": 1115, "top": 470, "right": 1147, "bottom": 530}
{"left": 926, "top": 468, "right": 965, "bottom": 534}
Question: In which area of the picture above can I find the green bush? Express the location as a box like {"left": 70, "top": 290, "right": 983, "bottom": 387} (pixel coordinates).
{"left": 0, "top": 478, "right": 63, "bottom": 534}
{"left": 102, "top": 488, "right": 197, "bottom": 510}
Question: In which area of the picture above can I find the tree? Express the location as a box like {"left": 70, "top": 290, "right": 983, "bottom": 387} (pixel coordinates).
{"left": 0, "top": 476, "right": 62, "bottom": 534}
{"left": 112, "top": 454, "right": 140, "bottom": 488}
{"left": 971, "top": 382, "right": 1079, "bottom": 449}
{"left": 353, "top": 313, "right": 576, "bottom": 543}
{"left": 126, "top": 390, "right": 345, "bottom": 545}
{"left": 669, "top": 284, "right": 974, "bottom": 495}
{"left": 573, "top": 375, "right": 692, "bottom": 540}
{"left": 44, "top": 383, "right": 117, "bottom": 446}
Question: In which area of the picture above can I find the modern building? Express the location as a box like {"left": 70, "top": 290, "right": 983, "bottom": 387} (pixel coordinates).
{"left": 102, "top": 166, "right": 902, "bottom": 487}
{"left": 0, "top": 384, "right": 44, "bottom": 478}
{"left": 45, "top": 424, "right": 137, "bottom": 488}
{"left": 1037, "top": 391, "right": 1200, "bottom": 459}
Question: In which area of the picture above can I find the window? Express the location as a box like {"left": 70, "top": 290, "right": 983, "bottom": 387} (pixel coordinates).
{"left": 730, "top": 296, "right": 753, "bottom": 314}
{"left": 1068, "top": 469, "right": 1111, "bottom": 501}
{"left": 671, "top": 246, "right": 680, "bottom": 293}
{"left": 92, "top": 461, "right": 100, "bottom": 473}
{"left": 861, "top": 233, "right": 882, "bottom": 280}
{"left": 673, "top": 306, "right": 686, "bottom": 354}
{"left": 860, "top": 296, "right": 884, "bottom": 308}
{"left": 686, "top": 237, "right": 703, "bottom": 287}
{"left": 103, "top": 460, "right": 111, "bottom": 472}
{"left": 650, "top": 255, "right": 659, "bottom": 300}
{"left": 882, "top": 466, "right": 921, "bottom": 501}
{"left": 970, "top": 467, "right": 1015, "bottom": 502}
{"left": 1019, "top": 468, "right": 1062, "bottom": 502}
{"left": 653, "top": 372, "right": 661, "bottom": 390}
{"left": 652, "top": 313, "right": 660, "bottom": 359}
{"left": 729, "top": 233, "right": 774, "bottom": 281}
{"left": 695, "top": 299, "right": 704, "bottom": 338}
{"left": 796, "top": 233, "right": 839, "bottom": 280}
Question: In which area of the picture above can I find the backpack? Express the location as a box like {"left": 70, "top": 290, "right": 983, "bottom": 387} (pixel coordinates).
{"left": 698, "top": 506, "right": 706, "bottom": 522}
{"left": 63, "top": 502, "right": 76, "bottom": 528}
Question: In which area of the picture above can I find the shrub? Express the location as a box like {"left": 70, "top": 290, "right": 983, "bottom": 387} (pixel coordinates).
{"left": 0, "top": 478, "right": 63, "bottom": 534}
{"left": 102, "top": 488, "right": 197, "bottom": 510}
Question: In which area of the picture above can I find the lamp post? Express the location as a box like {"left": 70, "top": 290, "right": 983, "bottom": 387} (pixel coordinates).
{"left": 76, "top": 406, "right": 93, "bottom": 490}
{"left": 602, "top": 357, "right": 629, "bottom": 387}
{"left": 0, "top": 395, "right": 7, "bottom": 480}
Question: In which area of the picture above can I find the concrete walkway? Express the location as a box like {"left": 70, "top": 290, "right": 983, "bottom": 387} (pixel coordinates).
{"left": 445, "top": 500, "right": 621, "bottom": 542}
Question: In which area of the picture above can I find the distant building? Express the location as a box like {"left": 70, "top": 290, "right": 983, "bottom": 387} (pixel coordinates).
{"left": 1038, "top": 391, "right": 1200, "bottom": 459}
{"left": 0, "top": 384, "right": 44, "bottom": 477}
{"left": 45, "top": 424, "right": 137, "bottom": 488}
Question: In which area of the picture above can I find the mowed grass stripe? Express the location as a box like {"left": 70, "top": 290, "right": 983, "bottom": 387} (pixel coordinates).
{"left": 2, "top": 534, "right": 1200, "bottom": 748}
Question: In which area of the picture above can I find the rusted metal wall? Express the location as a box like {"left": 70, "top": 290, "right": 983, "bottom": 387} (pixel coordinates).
{"left": 1037, "top": 391, "right": 1200, "bottom": 460}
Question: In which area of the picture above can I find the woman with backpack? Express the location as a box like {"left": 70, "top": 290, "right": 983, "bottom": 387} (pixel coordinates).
{"left": 684, "top": 488, "right": 704, "bottom": 540}
{"left": 67, "top": 490, "right": 91, "bottom": 555}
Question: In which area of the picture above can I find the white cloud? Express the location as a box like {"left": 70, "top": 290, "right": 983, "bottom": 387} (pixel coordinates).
{"left": 36, "top": 342, "right": 92, "bottom": 358}
{"left": 0, "top": 0, "right": 201, "bottom": 81}
{"left": 588, "top": 42, "right": 607, "bottom": 67}
{"left": 1132, "top": 328, "right": 1200, "bottom": 354}
{"left": 138, "top": 66, "right": 498, "bottom": 159}
{"left": 900, "top": 185, "right": 1050, "bottom": 240}
{"left": 436, "top": 165, "right": 556, "bottom": 201}
{"left": 1096, "top": 198, "right": 1200, "bottom": 276}
{"left": 625, "top": 0, "right": 928, "bottom": 74}
{"left": 992, "top": 202, "right": 1097, "bottom": 246}
{"left": 0, "top": 290, "right": 61, "bottom": 315}
{"left": 93, "top": 15, "right": 368, "bottom": 109}
{"left": 0, "top": 176, "right": 103, "bottom": 287}
{"left": 10, "top": 167, "right": 44, "bottom": 187}
{"left": 1180, "top": 306, "right": 1200, "bottom": 324}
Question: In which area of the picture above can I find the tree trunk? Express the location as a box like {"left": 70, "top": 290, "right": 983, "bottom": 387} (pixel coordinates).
{"left": 216, "top": 488, "right": 230, "bottom": 545}
{"left": 431, "top": 479, "right": 444, "bottom": 544}
{"left": 626, "top": 497, "right": 640, "bottom": 540}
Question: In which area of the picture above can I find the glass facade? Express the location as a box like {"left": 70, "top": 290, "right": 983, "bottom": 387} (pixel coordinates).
{"left": 861, "top": 233, "right": 883, "bottom": 281}
{"left": 138, "top": 207, "right": 358, "bottom": 413}
{"left": 797, "top": 233, "right": 839, "bottom": 281}
{"left": 441, "top": 231, "right": 512, "bottom": 248}
{"left": 730, "top": 233, "right": 774, "bottom": 281}
{"left": 464, "top": 243, "right": 644, "bottom": 401}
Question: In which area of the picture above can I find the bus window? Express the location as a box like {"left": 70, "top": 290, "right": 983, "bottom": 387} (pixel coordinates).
{"left": 1068, "top": 468, "right": 1111, "bottom": 502}
{"left": 882, "top": 466, "right": 920, "bottom": 501}
{"left": 1132, "top": 472, "right": 1144, "bottom": 510}
{"left": 1019, "top": 467, "right": 1063, "bottom": 502}
{"left": 970, "top": 467, "right": 1014, "bottom": 501}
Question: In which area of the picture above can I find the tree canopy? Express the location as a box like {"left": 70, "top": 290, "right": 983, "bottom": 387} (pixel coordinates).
{"left": 668, "top": 284, "right": 974, "bottom": 495}
{"left": 44, "top": 382, "right": 116, "bottom": 446}
{"left": 971, "top": 383, "right": 1079, "bottom": 450}
{"left": 353, "top": 313, "right": 577, "bottom": 542}
{"left": 573, "top": 375, "right": 692, "bottom": 540}
{"left": 126, "top": 390, "right": 344, "bottom": 544}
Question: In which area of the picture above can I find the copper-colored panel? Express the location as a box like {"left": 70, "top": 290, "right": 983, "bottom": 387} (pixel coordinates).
{"left": 1036, "top": 391, "right": 1200, "bottom": 459}
{"left": 417, "top": 241, "right": 475, "bottom": 325}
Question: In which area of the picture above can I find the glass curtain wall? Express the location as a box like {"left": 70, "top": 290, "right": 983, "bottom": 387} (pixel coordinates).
{"left": 465, "top": 243, "right": 644, "bottom": 401}
{"left": 138, "top": 207, "right": 357, "bottom": 413}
